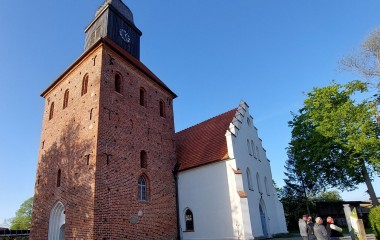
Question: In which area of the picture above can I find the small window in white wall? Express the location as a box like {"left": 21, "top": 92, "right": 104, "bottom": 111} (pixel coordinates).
{"left": 247, "top": 168, "right": 254, "bottom": 191}
{"left": 264, "top": 177, "right": 270, "bottom": 195}
{"left": 251, "top": 140, "right": 255, "bottom": 157}
{"left": 256, "top": 173, "right": 262, "bottom": 193}
{"left": 256, "top": 146, "right": 260, "bottom": 160}
{"left": 185, "top": 209, "right": 194, "bottom": 231}
{"left": 247, "top": 117, "right": 251, "bottom": 126}
{"left": 247, "top": 139, "right": 252, "bottom": 155}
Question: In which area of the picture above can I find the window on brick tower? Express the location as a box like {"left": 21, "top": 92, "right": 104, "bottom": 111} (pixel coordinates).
{"left": 49, "top": 102, "right": 54, "bottom": 120}
{"left": 140, "top": 150, "right": 147, "bottom": 168}
{"left": 115, "top": 74, "right": 122, "bottom": 93}
{"left": 140, "top": 87, "right": 147, "bottom": 106}
{"left": 138, "top": 175, "right": 147, "bottom": 201}
{"left": 185, "top": 209, "right": 194, "bottom": 231}
{"left": 57, "top": 169, "right": 61, "bottom": 187}
{"left": 81, "top": 74, "right": 89, "bottom": 96}
{"left": 159, "top": 100, "right": 165, "bottom": 117}
{"left": 63, "top": 89, "right": 69, "bottom": 109}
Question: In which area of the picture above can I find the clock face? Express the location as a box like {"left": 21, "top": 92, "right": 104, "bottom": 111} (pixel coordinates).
{"left": 119, "top": 29, "right": 131, "bottom": 43}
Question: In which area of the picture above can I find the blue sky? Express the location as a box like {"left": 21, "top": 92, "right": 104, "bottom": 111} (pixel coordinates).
{"left": 1, "top": 0, "right": 380, "bottom": 224}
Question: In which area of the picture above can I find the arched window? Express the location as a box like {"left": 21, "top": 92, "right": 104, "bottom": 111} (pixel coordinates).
{"left": 159, "top": 100, "right": 165, "bottom": 117}
{"left": 138, "top": 175, "right": 147, "bottom": 201}
{"left": 256, "top": 173, "right": 262, "bottom": 193}
{"left": 247, "top": 168, "right": 253, "bottom": 191}
{"left": 115, "top": 74, "right": 121, "bottom": 93}
{"left": 49, "top": 102, "right": 55, "bottom": 120}
{"left": 264, "top": 176, "right": 270, "bottom": 195}
{"left": 57, "top": 169, "right": 61, "bottom": 187}
{"left": 81, "top": 74, "right": 88, "bottom": 96}
{"left": 140, "top": 150, "right": 147, "bottom": 169}
{"left": 185, "top": 209, "right": 194, "bottom": 231}
{"left": 140, "top": 88, "right": 147, "bottom": 106}
{"left": 63, "top": 89, "right": 69, "bottom": 109}
{"left": 247, "top": 139, "right": 252, "bottom": 155}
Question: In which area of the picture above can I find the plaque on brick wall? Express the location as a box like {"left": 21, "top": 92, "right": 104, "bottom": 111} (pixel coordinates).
{"left": 130, "top": 216, "right": 138, "bottom": 224}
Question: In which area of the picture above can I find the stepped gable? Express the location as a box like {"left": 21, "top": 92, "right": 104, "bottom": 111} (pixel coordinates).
{"left": 176, "top": 108, "right": 237, "bottom": 171}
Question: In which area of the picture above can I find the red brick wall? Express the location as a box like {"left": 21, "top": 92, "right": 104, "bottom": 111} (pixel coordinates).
{"left": 92, "top": 45, "right": 177, "bottom": 239}
{"left": 30, "top": 42, "right": 178, "bottom": 239}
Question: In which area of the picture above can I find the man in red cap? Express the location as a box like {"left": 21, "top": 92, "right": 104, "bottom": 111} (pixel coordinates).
{"left": 326, "top": 217, "right": 342, "bottom": 240}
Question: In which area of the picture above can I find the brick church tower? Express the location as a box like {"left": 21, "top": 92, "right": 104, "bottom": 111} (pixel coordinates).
{"left": 30, "top": 1, "right": 178, "bottom": 239}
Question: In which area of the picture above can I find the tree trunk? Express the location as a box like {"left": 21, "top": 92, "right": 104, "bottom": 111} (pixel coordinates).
{"left": 302, "top": 180, "right": 311, "bottom": 215}
{"left": 361, "top": 159, "right": 378, "bottom": 207}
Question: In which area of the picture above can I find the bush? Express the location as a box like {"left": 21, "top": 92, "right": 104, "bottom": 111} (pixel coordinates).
{"left": 369, "top": 206, "right": 380, "bottom": 240}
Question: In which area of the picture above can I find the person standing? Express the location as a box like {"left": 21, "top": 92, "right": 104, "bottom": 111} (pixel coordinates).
{"left": 326, "top": 217, "right": 343, "bottom": 240}
{"left": 313, "top": 217, "right": 328, "bottom": 240}
{"left": 299, "top": 214, "right": 309, "bottom": 240}
{"left": 307, "top": 216, "right": 315, "bottom": 240}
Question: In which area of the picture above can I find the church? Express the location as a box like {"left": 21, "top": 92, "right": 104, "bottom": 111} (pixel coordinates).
{"left": 30, "top": 0, "right": 287, "bottom": 239}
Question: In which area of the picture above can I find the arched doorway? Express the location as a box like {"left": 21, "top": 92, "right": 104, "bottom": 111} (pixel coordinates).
{"left": 48, "top": 201, "right": 65, "bottom": 240}
{"left": 259, "top": 201, "right": 268, "bottom": 237}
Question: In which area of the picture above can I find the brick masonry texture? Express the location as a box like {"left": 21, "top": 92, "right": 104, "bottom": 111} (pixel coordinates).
{"left": 30, "top": 41, "right": 178, "bottom": 239}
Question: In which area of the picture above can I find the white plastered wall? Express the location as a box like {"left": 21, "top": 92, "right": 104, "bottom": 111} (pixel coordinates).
{"left": 229, "top": 101, "right": 288, "bottom": 237}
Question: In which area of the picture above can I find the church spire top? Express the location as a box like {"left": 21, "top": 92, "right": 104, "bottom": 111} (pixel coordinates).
{"left": 84, "top": 0, "right": 142, "bottom": 59}
{"left": 95, "top": 0, "right": 134, "bottom": 24}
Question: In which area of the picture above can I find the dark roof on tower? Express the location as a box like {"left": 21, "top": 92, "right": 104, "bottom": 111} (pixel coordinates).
{"left": 96, "top": 0, "right": 134, "bottom": 23}
{"left": 175, "top": 108, "right": 237, "bottom": 171}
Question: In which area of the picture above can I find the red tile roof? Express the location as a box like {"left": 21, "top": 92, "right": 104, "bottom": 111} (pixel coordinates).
{"left": 175, "top": 109, "right": 237, "bottom": 171}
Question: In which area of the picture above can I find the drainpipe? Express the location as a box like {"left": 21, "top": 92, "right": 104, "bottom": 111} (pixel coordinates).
{"left": 173, "top": 162, "right": 181, "bottom": 240}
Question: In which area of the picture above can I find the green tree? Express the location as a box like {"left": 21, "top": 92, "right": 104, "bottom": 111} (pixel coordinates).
{"left": 315, "top": 190, "right": 343, "bottom": 202}
{"left": 288, "top": 81, "right": 380, "bottom": 206}
{"left": 10, "top": 197, "right": 33, "bottom": 230}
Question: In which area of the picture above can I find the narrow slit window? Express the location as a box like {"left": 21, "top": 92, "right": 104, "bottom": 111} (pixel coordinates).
{"left": 247, "top": 168, "right": 253, "bottom": 191}
{"left": 251, "top": 141, "right": 255, "bottom": 158}
{"left": 81, "top": 74, "right": 89, "bottom": 96}
{"left": 86, "top": 154, "right": 90, "bottom": 166}
{"left": 140, "top": 151, "right": 147, "bottom": 169}
{"left": 159, "top": 100, "right": 165, "bottom": 117}
{"left": 115, "top": 74, "right": 121, "bottom": 93}
{"left": 264, "top": 177, "right": 270, "bottom": 195}
{"left": 247, "top": 139, "right": 252, "bottom": 155}
{"left": 256, "top": 146, "right": 260, "bottom": 160}
{"left": 57, "top": 169, "right": 61, "bottom": 187}
{"left": 63, "top": 89, "right": 69, "bottom": 109}
{"left": 256, "top": 173, "right": 262, "bottom": 193}
{"left": 49, "top": 102, "right": 54, "bottom": 120}
{"left": 140, "top": 88, "right": 147, "bottom": 106}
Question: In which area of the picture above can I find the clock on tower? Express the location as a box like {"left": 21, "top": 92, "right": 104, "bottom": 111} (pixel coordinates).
{"left": 84, "top": 0, "right": 142, "bottom": 59}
